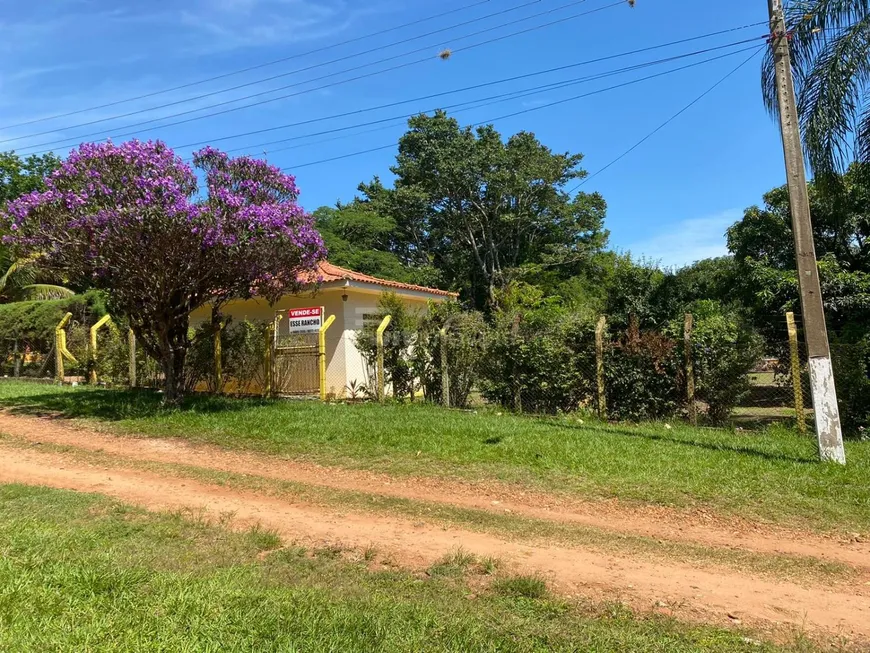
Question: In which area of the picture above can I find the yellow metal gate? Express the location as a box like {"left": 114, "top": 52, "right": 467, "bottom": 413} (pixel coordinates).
{"left": 274, "top": 332, "right": 320, "bottom": 396}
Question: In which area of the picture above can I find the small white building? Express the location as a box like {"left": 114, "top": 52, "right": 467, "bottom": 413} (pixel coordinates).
{"left": 189, "top": 262, "right": 456, "bottom": 397}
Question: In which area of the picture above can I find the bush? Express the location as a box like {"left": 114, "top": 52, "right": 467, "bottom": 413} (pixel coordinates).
{"left": 181, "top": 318, "right": 268, "bottom": 395}
{"left": 355, "top": 293, "right": 419, "bottom": 400}
{"left": 605, "top": 318, "right": 682, "bottom": 421}
{"left": 672, "top": 301, "right": 765, "bottom": 423}
{"left": 221, "top": 319, "right": 268, "bottom": 395}
{"left": 479, "top": 284, "right": 595, "bottom": 414}
{"left": 0, "top": 291, "right": 108, "bottom": 377}
{"left": 831, "top": 337, "right": 870, "bottom": 436}
{"left": 414, "top": 302, "right": 486, "bottom": 408}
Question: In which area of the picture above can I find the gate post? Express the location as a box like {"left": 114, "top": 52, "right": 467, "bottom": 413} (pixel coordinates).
{"left": 263, "top": 323, "right": 274, "bottom": 397}
{"left": 376, "top": 315, "right": 392, "bottom": 403}
{"left": 128, "top": 329, "right": 137, "bottom": 388}
{"left": 319, "top": 315, "right": 336, "bottom": 401}
{"left": 595, "top": 316, "right": 607, "bottom": 420}
{"left": 786, "top": 312, "right": 807, "bottom": 434}
{"left": 55, "top": 312, "right": 78, "bottom": 383}
{"left": 88, "top": 315, "right": 112, "bottom": 385}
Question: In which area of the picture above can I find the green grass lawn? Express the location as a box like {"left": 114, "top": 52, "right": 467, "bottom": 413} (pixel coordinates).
{"left": 1, "top": 380, "right": 868, "bottom": 534}
{"left": 0, "top": 484, "right": 816, "bottom": 652}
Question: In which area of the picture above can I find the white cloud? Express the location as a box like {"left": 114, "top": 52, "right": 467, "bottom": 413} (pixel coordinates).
{"left": 623, "top": 209, "right": 741, "bottom": 270}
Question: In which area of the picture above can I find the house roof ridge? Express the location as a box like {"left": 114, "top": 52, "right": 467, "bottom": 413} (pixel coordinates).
{"left": 307, "top": 261, "right": 458, "bottom": 298}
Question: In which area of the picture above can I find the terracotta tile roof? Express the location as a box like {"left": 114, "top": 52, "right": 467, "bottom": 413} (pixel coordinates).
{"left": 302, "top": 261, "right": 458, "bottom": 298}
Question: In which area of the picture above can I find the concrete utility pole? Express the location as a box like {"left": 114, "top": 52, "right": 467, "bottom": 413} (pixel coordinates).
{"left": 767, "top": 0, "right": 845, "bottom": 464}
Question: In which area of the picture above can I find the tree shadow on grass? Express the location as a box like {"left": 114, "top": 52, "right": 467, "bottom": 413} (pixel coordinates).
{"left": 0, "top": 387, "right": 274, "bottom": 422}
{"left": 540, "top": 419, "right": 819, "bottom": 465}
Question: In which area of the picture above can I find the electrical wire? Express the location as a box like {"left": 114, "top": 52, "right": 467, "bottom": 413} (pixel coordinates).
{"left": 1, "top": 0, "right": 550, "bottom": 144}
{"left": 203, "top": 40, "right": 764, "bottom": 160}
{"left": 279, "top": 44, "right": 763, "bottom": 171}
{"left": 568, "top": 46, "right": 764, "bottom": 192}
{"left": 13, "top": 0, "right": 611, "bottom": 152}
{"left": 168, "top": 30, "right": 768, "bottom": 153}
{"left": 0, "top": 0, "right": 497, "bottom": 131}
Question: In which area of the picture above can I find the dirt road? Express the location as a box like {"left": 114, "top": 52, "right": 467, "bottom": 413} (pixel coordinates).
{"left": 0, "top": 412, "right": 868, "bottom": 643}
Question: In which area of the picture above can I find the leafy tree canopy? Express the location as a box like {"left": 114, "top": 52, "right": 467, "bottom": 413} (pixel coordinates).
{"left": 313, "top": 204, "right": 441, "bottom": 287}
{"left": 763, "top": 1, "right": 870, "bottom": 176}
{"left": 727, "top": 162, "right": 870, "bottom": 337}
{"left": 0, "top": 152, "right": 61, "bottom": 207}
{"left": 1, "top": 141, "right": 324, "bottom": 401}
{"left": 355, "top": 111, "right": 609, "bottom": 309}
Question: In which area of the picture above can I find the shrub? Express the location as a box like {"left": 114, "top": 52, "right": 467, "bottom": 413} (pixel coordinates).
{"left": 221, "top": 319, "right": 269, "bottom": 395}
{"left": 181, "top": 318, "right": 267, "bottom": 395}
{"left": 479, "top": 284, "right": 595, "bottom": 414}
{"left": 0, "top": 291, "right": 108, "bottom": 377}
{"left": 831, "top": 337, "right": 870, "bottom": 436}
{"left": 672, "top": 301, "right": 765, "bottom": 423}
{"left": 605, "top": 317, "right": 682, "bottom": 422}
{"left": 414, "top": 302, "right": 487, "bottom": 408}
{"left": 355, "top": 292, "right": 419, "bottom": 400}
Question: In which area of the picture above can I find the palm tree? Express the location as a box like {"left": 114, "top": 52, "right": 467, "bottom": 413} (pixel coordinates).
{"left": 763, "top": 1, "right": 870, "bottom": 177}
{"left": 0, "top": 251, "right": 73, "bottom": 302}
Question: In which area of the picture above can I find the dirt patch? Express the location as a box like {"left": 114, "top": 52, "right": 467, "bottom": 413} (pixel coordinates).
{"left": 2, "top": 444, "right": 869, "bottom": 643}
{"left": 0, "top": 411, "right": 866, "bottom": 570}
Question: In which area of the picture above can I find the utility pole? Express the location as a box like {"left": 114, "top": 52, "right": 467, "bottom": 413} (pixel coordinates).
{"left": 767, "top": 0, "right": 845, "bottom": 464}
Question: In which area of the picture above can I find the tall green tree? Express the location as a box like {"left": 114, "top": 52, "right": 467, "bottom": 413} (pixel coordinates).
{"left": 0, "top": 152, "right": 61, "bottom": 206}
{"left": 357, "top": 111, "right": 608, "bottom": 309}
{"left": 313, "top": 204, "right": 441, "bottom": 286}
{"left": 762, "top": 1, "right": 870, "bottom": 175}
{"left": 727, "top": 162, "right": 870, "bottom": 337}
{"left": 0, "top": 151, "right": 70, "bottom": 301}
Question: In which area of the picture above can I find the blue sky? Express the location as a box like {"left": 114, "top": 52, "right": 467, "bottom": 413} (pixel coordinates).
{"left": 0, "top": 0, "right": 785, "bottom": 268}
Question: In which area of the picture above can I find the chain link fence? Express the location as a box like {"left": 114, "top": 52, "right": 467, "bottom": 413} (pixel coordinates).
{"left": 9, "top": 302, "right": 866, "bottom": 436}
{"left": 349, "top": 313, "right": 868, "bottom": 434}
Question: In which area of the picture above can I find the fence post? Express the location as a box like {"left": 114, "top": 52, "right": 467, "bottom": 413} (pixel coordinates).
{"left": 319, "top": 315, "right": 336, "bottom": 402}
{"left": 376, "top": 315, "right": 392, "bottom": 403}
{"left": 684, "top": 313, "right": 697, "bottom": 426}
{"left": 128, "top": 329, "right": 137, "bottom": 388}
{"left": 263, "top": 324, "right": 272, "bottom": 397}
{"left": 439, "top": 326, "right": 450, "bottom": 408}
{"left": 88, "top": 315, "right": 112, "bottom": 385}
{"left": 54, "top": 312, "right": 77, "bottom": 384}
{"left": 786, "top": 311, "right": 807, "bottom": 434}
{"left": 213, "top": 320, "right": 223, "bottom": 394}
{"left": 595, "top": 315, "right": 607, "bottom": 420}
{"left": 12, "top": 339, "right": 20, "bottom": 378}
{"left": 511, "top": 314, "right": 522, "bottom": 413}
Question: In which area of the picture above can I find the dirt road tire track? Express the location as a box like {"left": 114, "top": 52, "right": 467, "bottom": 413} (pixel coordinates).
{"left": 1, "top": 412, "right": 869, "bottom": 642}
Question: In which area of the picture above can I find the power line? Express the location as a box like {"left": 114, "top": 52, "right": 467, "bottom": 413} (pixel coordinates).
{"left": 280, "top": 45, "right": 762, "bottom": 171}
{"left": 2, "top": 0, "right": 546, "bottom": 144}
{"left": 20, "top": 0, "right": 624, "bottom": 155}
{"left": 0, "top": 0, "right": 497, "bottom": 132}
{"left": 205, "top": 40, "right": 764, "bottom": 160}
{"left": 169, "top": 30, "right": 767, "bottom": 153}
{"left": 568, "top": 46, "right": 764, "bottom": 192}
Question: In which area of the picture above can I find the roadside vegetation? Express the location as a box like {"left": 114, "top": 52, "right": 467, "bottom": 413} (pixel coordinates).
{"left": 0, "top": 484, "right": 821, "bottom": 652}
{"left": 1, "top": 381, "right": 867, "bottom": 535}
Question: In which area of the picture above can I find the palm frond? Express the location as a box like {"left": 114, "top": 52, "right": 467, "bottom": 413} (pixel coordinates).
{"left": 798, "top": 16, "right": 870, "bottom": 174}
{"left": 0, "top": 257, "right": 38, "bottom": 293}
{"left": 763, "top": 2, "right": 870, "bottom": 175}
{"left": 17, "top": 284, "right": 75, "bottom": 301}
{"left": 856, "top": 86, "right": 870, "bottom": 163}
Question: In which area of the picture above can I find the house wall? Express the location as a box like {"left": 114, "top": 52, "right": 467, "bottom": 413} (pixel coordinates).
{"left": 339, "top": 286, "right": 433, "bottom": 393}
{"left": 190, "top": 285, "right": 442, "bottom": 397}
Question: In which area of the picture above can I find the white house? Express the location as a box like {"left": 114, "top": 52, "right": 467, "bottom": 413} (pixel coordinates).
{"left": 189, "top": 261, "right": 456, "bottom": 397}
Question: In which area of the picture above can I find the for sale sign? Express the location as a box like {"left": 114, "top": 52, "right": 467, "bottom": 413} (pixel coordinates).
{"left": 282, "top": 306, "right": 324, "bottom": 334}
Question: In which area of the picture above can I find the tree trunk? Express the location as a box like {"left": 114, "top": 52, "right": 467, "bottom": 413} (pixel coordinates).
{"left": 158, "top": 320, "right": 189, "bottom": 404}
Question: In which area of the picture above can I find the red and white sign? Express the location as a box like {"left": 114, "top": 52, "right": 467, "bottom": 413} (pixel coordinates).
{"left": 282, "top": 306, "right": 324, "bottom": 334}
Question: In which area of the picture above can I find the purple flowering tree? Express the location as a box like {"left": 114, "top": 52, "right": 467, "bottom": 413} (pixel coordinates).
{"left": 1, "top": 141, "right": 324, "bottom": 401}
